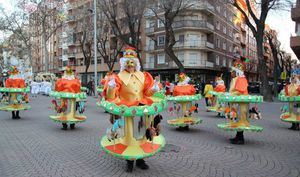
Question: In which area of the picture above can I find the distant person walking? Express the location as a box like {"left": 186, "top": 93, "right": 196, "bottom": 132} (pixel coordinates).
{"left": 203, "top": 80, "right": 214, "bottom": 107}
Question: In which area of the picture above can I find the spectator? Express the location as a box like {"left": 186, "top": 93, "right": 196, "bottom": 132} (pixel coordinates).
{"left": 203, "top": 80, "right": 214, "bottom": 107}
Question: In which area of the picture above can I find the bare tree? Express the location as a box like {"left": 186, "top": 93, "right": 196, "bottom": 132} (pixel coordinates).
{"left": 228, "top": 0, "right": 293, "bottom": 101}
{"left": 75, "top": 8, "right": 94, "bottom": 84}
{"left": 99, "top": 0, "right": 147, "bottom": 70}
{"left": 0, "top": 5, "right": 35, "bottom": 67}
{"left": 148, "top": 0, "right": 193, "bottom": 73}
{"left": 28, "top": 0, "right": 65, "bottom": 73}
{"left": 265, "top": 30, "right": 283, "bottom": 96}
{"left": 95, "top": 11, "right": 123, "bottom": 72}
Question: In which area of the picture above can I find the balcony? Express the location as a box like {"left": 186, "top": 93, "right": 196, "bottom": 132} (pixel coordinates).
{"left": 66, "top": 15, "right": 76, "bottom": 22}
{"left": 68, "top": 52, "right": 76, "bottom": 58}
{"left": 290, "top": 35, "right": 300, "bottom": 59}
{"left": 291, "top": 4, "right": 300, "bottom": 21}
{"left": 145, "top": 44, "right": 155, "bottom": 51}
{"left": 145, "top": 27, "right": 155, "bottom": 34}
{"left": 173, "top": 40, "right": 214, "bottom": 51}
{"left": 144, "top": 63, "right": 155, "bottom": 69}
{"left": 189, "top": 0, "right": 215, "bottom": 15}
{"left": 172, "top": 20, "right": 214, "bottom": 32}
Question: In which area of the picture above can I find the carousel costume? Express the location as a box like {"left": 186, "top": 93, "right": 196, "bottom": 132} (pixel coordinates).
{"left": 217, "top": 58, "right": 263, "bottom": 144}
{"left": 278, "top": 68, "right": 300, "bottom": 130}
{"left": 99, "top": 47, "right": 166, "bottom": 172}
{"left": 207, "top": 75, "right": 226, "bottom": 116}
{"left": 49, "top": 66, "right": 87, "bottom": 130}
{"left": 0, "top": 66, "right": 31, "bottom": 119}
{"left": 167, "top": 73, "right": 202, "bottom": 130}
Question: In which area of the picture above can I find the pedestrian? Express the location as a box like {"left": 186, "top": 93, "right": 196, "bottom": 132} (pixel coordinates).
{"left": 203, "top": 80, "right": 213, "bottom": 107}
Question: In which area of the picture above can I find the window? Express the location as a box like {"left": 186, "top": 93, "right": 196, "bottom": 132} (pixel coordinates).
{"left": 222, "top": 58, "right": 226, "bottom": 66}
{"left": 158, "top": 18, "right": 165, "bottom": 28}
{"left": 223, "top": 26, "right": 227, "bottom": 34}
{"left": 216, "top": 5, "right": 220, "bottom": 13}
{"left": 216, "top": 38, "right": 220, "bottom": 48}
{"left": 157, "top": 54, "right": 165, "bottom": 64}
{"left": 224, "top": 10, "right": 227, "bottom": 18}
{"left": 189, "top": 53, "right": 197, "bottom": 65}
{"left": 177, "top": 52, "right": 184, "bottom": 63}
{"left": 223, "top": 42, "right": 226, "bottom": 50}
{"left": 216, "top": 21, "right": 220, "bottom": 30}
{"left": 157, "top": 35, "right": 165, "bottom": 46}
{"left": 228, "top": 60, "right": 232, "bottom": 67}
{"left": 216, "top": 55, "right": 219, "bottom": 65}
{"left": 178, "top": 35, "right": 184, "bottom": 43}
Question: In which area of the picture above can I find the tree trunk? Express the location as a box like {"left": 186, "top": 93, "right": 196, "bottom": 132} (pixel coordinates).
{"left": 165, "top": 47, "right": 185, "bottom": 73}
{"left": 256, "top": 36, "right": 272, "bottom": 101}
{"left": 42, "top": 30, "right": 49, "bottom": 73}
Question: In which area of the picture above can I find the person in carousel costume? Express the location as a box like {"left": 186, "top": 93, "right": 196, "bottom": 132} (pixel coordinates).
{"left": 283, "top": 71, "right": 300, "bottom": 130}
{"left": 228, "top": 58, "right": 248, "bottom": 144}
{"left": 5, "top": 66, "right": 27, "bottom": 119}
{"left": 54, "top": 66, "right": 81, "bottom": 130}
{"left": 104, "top": 46, "right": 160, "bottom": 172}
{"left": 173, "top": 73, "right": 196, "bottom": 96}
{"left": 214, "top": 74, "right": 226, "bottom": 93}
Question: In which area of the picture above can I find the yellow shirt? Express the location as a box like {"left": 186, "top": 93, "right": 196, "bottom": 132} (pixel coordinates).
{"left": 204, "top": 84, "right": 213, "bottom": 98}
{"left": 118, "top": 70, "right": 145, "bottom": 103}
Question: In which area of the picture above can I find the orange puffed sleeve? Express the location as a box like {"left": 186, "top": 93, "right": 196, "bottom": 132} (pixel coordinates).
{"left": 173, "top": 85, "right": 196, "bottom": 96}
{"left": 5, "top": 78, "right": 26, "bottom": 88}
{"left": 214, "top": 85, "right": 226, "bottom": 92}
{"left": 55, "top": 78, "right": 81, "bottom": 93}
{"left": 143, "top": 72, "right": 155, "bottom": 97}
{"left": 234, "top": 77, "right": 248, "bottom": 95}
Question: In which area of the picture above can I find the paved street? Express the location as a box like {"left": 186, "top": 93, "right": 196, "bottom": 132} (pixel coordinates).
{"left": 0, "top": 95, "right": 300, "bottom": 177}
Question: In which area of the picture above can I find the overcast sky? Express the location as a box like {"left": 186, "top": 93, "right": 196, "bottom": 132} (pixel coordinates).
{"left": 0, "top": 0, "right": 297, "bottom": 59}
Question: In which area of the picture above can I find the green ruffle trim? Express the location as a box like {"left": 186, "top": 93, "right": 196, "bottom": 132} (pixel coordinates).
{"left": 278, "top": 94, "right": 300, "bottom": 102}
{"left": 100, "top": 135, "right": 165, "bottom": 160}
{"left": 208, "top": 91, "right": 225, "bottom": 96}
{"left": 280, "top": 114, "right": 300, "bottom": 123}
{"left": 0, "top": 87, "right": 30, "bottom": 93}
{"left": 97, "top": 88, "right": 104, "bottom": 93}
{"left": 49, "top": 115, "right": 87, "bottom": 123}
{"left": 167, "top": 118, "right": 203, "bottom": 127}
{"left": 167, "top": 94, "right": 201, "bottom": 102}
{"left": 99, "top": 95, "right": 167, "bottom": 116}
{"left": 0, "top": 105, "right": 31, "bottom": 111}
{"left": 217, "top": 123, "right": 263, "bottom": 132}
{"left": 49, "top": 91, "right": 87, "bottom": 99}
{"left": 218, "top": 94, "right": 263, "bottom": 103}
{"left": 81, "top": 87, "right": 87, "bottom": 91}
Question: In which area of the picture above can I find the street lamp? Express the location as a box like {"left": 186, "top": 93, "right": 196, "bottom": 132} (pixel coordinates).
{"left": 90, "top": 0, "right": 98, "bottom": 97}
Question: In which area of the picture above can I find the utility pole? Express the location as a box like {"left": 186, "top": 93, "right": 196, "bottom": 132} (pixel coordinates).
{"left": 93, "top": 0, "right": 97, "bottom": 97}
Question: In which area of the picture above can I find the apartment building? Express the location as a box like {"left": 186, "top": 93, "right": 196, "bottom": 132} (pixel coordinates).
{"left": 144, "top": 0, "right": 242, "bottom": 83}
{"left": 291, "top": 0, "right": 300, "bottom": 59}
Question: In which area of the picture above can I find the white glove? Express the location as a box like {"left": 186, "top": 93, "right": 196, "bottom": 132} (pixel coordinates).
{"left": 151, "top": 81, "right": 160, "bottom": 92}
{"left": 108, "top": 78, "right": 116, "bottom": 88}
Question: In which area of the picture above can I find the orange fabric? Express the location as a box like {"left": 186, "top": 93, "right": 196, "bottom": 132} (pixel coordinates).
{"left": 55, "top": 78, "right": 81, "bottom": 93}
{"left": 5, "top": 78, "right": 26, "bottom": 88}
{"left": 173, "top": 85, "right": 196, "bottom": 96}
{"left": 189, "top": 106, "right": 197, "bottom": 112}
{"left": 100, "top": 79, "right": 106, "bottom": 86}
{"left": 104, "top": 72, "right": 155, "bottom": 107}
{"left": 214, "top": 85, "right": 226, "bottom": 92}
{"left": 140, "top": 142, "right": 160, "bottom": 153}
{"left": 285, "top": 85, "right": 289, "bottom": 95}
{"left": 106, "top": 143, "right": 128, "bottom": 154}
{"left": 234, "top": 77, "right": 248, "bottom": 95}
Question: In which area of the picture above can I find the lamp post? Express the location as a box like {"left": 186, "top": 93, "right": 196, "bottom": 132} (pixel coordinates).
{"left": 93, "top": 0, "right": 97, "bottom": 97}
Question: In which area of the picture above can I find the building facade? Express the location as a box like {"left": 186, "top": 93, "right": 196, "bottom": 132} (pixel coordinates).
{"left": 291, "top": 0, "right": 300, "bottom": 59}
{"left": 144, "top": 0, "right": 241, "bottom": 83}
